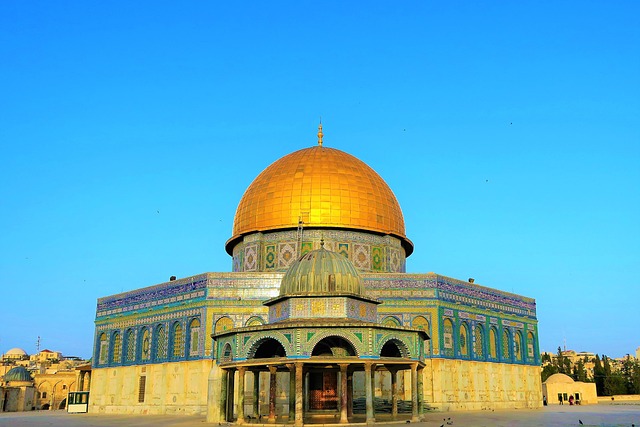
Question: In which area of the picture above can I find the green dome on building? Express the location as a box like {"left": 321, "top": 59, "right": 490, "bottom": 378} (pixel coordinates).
{"left": 279, "top": 245, "right": 364, "bottom": 297}
{"left": 4, "top": 366, "right": 32, "bottom": 383}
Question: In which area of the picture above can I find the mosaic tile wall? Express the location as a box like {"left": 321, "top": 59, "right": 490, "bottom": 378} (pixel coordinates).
{"left": 216, "top": 324, "right": 424, "bottom": 362}
{"left": 268, "top": 297, "right": 377, "bottom": 323}
{"left": 94, "top": 309, "right": 205, "bottom": 368}
{"left": 231, "top": 229, "right": 406, "bottom": 273}
{"left": 94, "top": 268, "right": 538, "bottom": 368}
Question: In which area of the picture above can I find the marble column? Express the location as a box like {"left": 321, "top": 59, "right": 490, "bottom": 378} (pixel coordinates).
{"left": 339, "top": 364, "right": 349, "bottom": 423}
{"left": 227, "top": 369, "right": 235, "bottom": 422}
{"left": 417, "top": 366, "right": 424, "bottom": 415}
{"left": 390, "top": 367, "right": 398, "bottom": 419}
{"left": 347, "top": 371, "right": 353, "bottom": 418}
{"left": 295, "top": 363, "right": 304, "bottom": 427}
{"left": 411, "top": 363, "right": 419, "bottom": 422}
{"left": 287, "top": 364, "right": 295, "bottom": 422}
{"left": 268, "top": 366, "right": 277, "bottom": 423}
{"left": 364, "top": 363, "right": 375, "bottom": 424}
{"left": 252, "top": 370, "right": 260, "bottom": 419}
{"left": 237, "top": 367, "right": 246, "bottom": 424}
{"left": 220, "top": 369, "right": 229, "bottom": 422}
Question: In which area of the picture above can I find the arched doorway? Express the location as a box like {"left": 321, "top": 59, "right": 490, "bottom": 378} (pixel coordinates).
{"left": 251, "top": 338, "right": 286, "bottom": 359}
{"left": 308, "top": 337, "right": 356, "bottom": 411}
{"left": 58, "top": 398, "right": 67, "bottom": 409}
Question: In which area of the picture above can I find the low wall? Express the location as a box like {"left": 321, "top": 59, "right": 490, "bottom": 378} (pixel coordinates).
{"left": 598, "top": 395, "right": 640, "bottom": 404}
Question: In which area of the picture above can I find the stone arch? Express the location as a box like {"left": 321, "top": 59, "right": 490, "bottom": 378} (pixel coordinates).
{"left": 221, "top": 343, "right": 233, "bottom": 362}
{"left": 307, "top": 331, "right": 362, "bottom": 357}
{"left": 58, "top": 398, "right": 67, "bottom": 409}
{"left": 154, "top": 324, "right": 168, "bottom": 360}
{"left": 97, "top": 332, "right": 108, "bottom": 365}
{"left": 459, "top": 322, "right": 470, "bottom": 357}
{"left": 140, "top": 327, "right": 151, "bottom": 361}
{"left": 245, "top": 316, "right": 265, "bottom": 327}
{"left": 247, "top": 336, "right": 288, "bottom": 359}
{"left": 378, "top": 336, "right": 411, "bottom": 358}
{"left": 442, "top": 318, "right": 454, "bottom": 357}
{"left": 41, "top": 403, "right": 50, "bottom": 410}
{"left": 214, "top": 316, "right": 234, "bottom": 333}
{"left": 311, "top": 336, "right": 357, "bottom": 357}
{"left": 187, "top": 318, "right": 201, "bottom": 357}
{"left": 124, "top": 328, "right": 136, "bottom": 362}
{"left": 412, "top": 315, "right": 430, "bottom": 331}
{"left": 110, "top": 330, "right": 122, "bottom": 364}
{"left": 489, "top": 326, "right": 498, "bottom": 359}
{"left": 381, "top": 316, "right": 401, "bottom": 326}
{"left": 527, "top": 331, "right": 536, "bottom": 361}
{"left": 502, "top": 328, "right": 512, "bottom": 361}
{"left": 514, "top": 330, "right": 524, "bottom": 361}
{"left": 473, "top": 324, "right": 485, "bottom": 359}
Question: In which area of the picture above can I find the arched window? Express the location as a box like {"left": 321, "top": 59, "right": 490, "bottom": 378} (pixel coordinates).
{"left": 125, "top": 329, "right": 136, "bottom": 362}
{"left": 473, "top": 325, "right": 484, "bottom": 358}
{"left": 382, "top": 316, "right": 401, "bottom": 326}
{"left": 189, "top": 318, "right": 201, "bottom": 356}
{"left": 459, "top": 322, "right": 470, "bottom": 356}
{"left": 172, "top": 322, "right": 184, "bottom": 358}
{"left": 489, "top": 327, "right": 498, "bottom": 359}
{"left": 527, "top": 331, "right": 536, "bottom": 361}
{"left": 155, "top": 325, "right": 167, "bottom": 360}
{"left": 514, "top": 331, "right": 523, "bottom": 361}
{"left": 215, "top": 317, "right": 234, "bottom": 333}
{"left": 502, "top": 329, "right": 511, "bottom": 360}
{"left": 111, "top": 331, "right": 122, "bottom": 364}
{"left": 245, "top": 316, "right": 264, "bottom": 327}
{"left": 221, "top": 343, "right": 232, "bottom": 362}
{"left": 98, "top": 333, "right": 108, "bottom": 364}
{"left": 412, "top": 316, "right": 430, "bottom": 331}
{"left": 443, "top": 318, "right": 454, "bottom": 357}
{"left": 141, "top": 328, "right": 151, "bottom": 361}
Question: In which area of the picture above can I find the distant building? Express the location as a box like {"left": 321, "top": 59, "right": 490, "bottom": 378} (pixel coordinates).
{"left": 0, "top": 347, "right": 91, "bottom": 412}
{"left": 1, "top": 348, "right": 28, "bottom": 363}
{"left": 542, "top": 373, "right": 597, "bottom": 405}
{"left": 30, "top": 349, "right": 63, "bottom": 364}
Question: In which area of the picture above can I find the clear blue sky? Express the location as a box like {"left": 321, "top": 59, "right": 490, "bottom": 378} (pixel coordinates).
{"left": 1, "top": 2, "right": 638, "bottom": 359}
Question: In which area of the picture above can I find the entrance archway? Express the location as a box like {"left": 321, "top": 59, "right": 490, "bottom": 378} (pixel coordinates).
{"left": 311, "top": 336, "right": 356, "bottom": 357}
{"left": 250, "top": 338, "right": 286, "bottom": 358}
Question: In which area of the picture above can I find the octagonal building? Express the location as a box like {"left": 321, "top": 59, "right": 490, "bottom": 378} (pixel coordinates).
{"left": 90, "top": 126, "right": 542, "bottom": 423}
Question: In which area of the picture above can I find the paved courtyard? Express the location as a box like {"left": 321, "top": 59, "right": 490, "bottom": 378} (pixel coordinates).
{"left": 0, "top": 404, "right": 639, "bottom": 427}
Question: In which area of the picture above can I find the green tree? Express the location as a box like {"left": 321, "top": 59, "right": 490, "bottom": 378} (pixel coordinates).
{"left": 542, "top": 363, "right": 558, "bottom": 382}
{"left": 593, "top": 354, "right": 605, "bottom": 396}
{"left": 573, "top": 358, "right": 588, "bottom": 382}
{"left": 632, "top": 360, "right": 640, "bottom": 394}
{"left": 555, "top": 347, "right": 571, "bottom": 375}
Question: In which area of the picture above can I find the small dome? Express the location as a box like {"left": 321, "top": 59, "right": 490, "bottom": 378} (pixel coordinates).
{"left": 4, "top": 366, "right": 32, "bottom": 382}
{"left": 5, "top": 347, "right": 27, "bottom": 357}
{"left": 544, "top": 373, "right": 575, "bottom": 384}
{"left": 279, "top": 246, "right": 363, "bottom": 296}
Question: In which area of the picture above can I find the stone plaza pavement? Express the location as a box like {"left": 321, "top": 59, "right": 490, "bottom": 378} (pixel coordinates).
{"left": 0, "top": 405, "right": 639, "bottom": 427}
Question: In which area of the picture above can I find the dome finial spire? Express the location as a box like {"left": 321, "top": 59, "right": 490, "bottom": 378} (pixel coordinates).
{"left": 317, "top": 120, "right": 323, "bottom": 147}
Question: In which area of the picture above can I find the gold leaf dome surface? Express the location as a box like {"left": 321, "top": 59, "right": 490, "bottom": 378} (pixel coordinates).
{"left": 226, "top": 145, "right": 412, "bottom": 254}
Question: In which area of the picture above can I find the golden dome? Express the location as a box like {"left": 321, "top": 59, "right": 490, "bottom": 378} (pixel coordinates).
{"left": 226, "top": 143, "right": 412, "bottom": 255}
